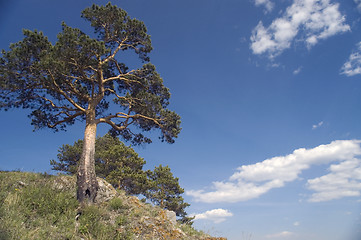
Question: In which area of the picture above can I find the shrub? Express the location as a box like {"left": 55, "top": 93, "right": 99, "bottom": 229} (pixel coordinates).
{"left": 108, "top": 197, "right": 126, "bottom": 211}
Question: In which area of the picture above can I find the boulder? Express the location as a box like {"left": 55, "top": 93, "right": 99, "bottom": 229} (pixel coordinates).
{"left": 165, "top": 210, "right": 177, "bottom": 225}
{"left": 95, "top": 178, "right": 118, "bottom": 203}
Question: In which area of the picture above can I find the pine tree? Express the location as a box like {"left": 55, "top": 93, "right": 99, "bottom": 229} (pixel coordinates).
{"left": 146, "top": 165, "right": 190, "bottom": 220}
{"left": 0, "top": 3, "right": 181, "bottom": 203}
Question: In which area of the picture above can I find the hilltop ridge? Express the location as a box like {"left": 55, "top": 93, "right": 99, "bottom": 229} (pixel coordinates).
{"left": 0, "top": 171, "right": 226, "bottom": 240}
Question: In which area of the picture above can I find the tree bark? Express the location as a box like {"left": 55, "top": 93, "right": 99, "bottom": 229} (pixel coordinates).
{"left": 76, "top": 112, "right": 99, "bottom": 203}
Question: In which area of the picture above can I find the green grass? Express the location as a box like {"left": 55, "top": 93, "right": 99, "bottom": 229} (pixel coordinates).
{"left": 0, "top": 172, "right": 78, "bottom": 239}
{"left": 0, "top": 171, "right": 221, "bottom": 240}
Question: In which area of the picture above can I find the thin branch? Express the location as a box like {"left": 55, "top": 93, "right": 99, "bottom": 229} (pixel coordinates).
{"left": 104, "top": 88, "right": 126, "bottom": 101}
{"left": 133, "top": 113, "right": 163, "bottom": 128}
{"left": 47, "top": 111, "right": 84, "bottom": 128}
{"left": 59, "top": 73, "right": 91, "bottom": 102}
{"left": 98, "top": 112, "right": 163, "bottom": 128}
{"left": 47, "top": 69, "right": 86, "bottom": 112}
{"left": 101, "top": 37, "right": 128, "bottom": 65}
{"left": 103, "top": 71, "right": 145, "bottom": 88}
{"left": 114, "top": 60, "right": 124, "bottom": 74}
{"left": 86, "top": 65, "right": 98, "bottom": 72}
{"left": 39, "top": 96, "right": 78, "bottom": 112}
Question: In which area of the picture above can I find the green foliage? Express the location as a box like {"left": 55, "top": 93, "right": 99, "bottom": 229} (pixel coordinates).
{"left": 108, "top": 197, "right": 127, "bottom": 211}
{"left": 115, "top": 214, "right": 130, "bottom": 226}
{"left": 81, "top": 3, "right": 152, "bottom": 61}
{"left": 51, "top": 134, "right": 149, "bottom": 195}
{"left": 0, "top": 2, "right": 181, "bottom": 145}
{"left": 146, "top": 165, "right": 190, "bottom": 220}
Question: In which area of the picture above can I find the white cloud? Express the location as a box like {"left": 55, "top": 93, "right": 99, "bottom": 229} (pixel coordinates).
{"left": 341, "top": 42, "right": 361, "bottom": 76}
{"left": 307, "top": 158, "right": 361, "bottom": 202}
{"left": 187, "top": 140, "right": 361, "bottom": 203}
{"left": 254, "top": 0, "right": 274, "bottom": 13}
{"left": 250, "top": 0, "right": 350, "bottom": 58}
{"left": 293, "top": 66, "right": 302, "bottom": 75}
{"left": 266, "top": 231, "right": 294, "bottom": 238}
{"left": 192, "top": 209, "right": 233, "bottom": 224}
{"left": 312, "top": 121, "right": 324, "bottom": 130}
{"left": 293, "top": 221, "right": 300, "bottom": 226}
{"left": 355, "top": 0, "right": 361, "bottom": 12}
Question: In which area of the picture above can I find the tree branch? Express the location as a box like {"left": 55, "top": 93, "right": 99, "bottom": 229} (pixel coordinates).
{"left": 47, "top": 69, "right": 86, "bottom": 113}
{"left": 98, "top": 111, "right": 163, "bottom": 129}
{"left": 101, "top": 38, "right": 128, "bottom": 65}
{"left": 47, "top": 111, "right": 84, "bottom": 128}
{"left": 104, "top": 88, "right": 127, "bottom": 101}
{"left": 39, "top": 96, "right": 78, "bottom": 112}
{"left": 59, "top": 73, "right": 91, "bottom": 102}
{"left": 103, "top": 69, "right": 138, "bottom": 83}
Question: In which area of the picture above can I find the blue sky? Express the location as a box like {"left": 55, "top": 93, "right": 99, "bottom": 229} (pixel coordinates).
{"left": 1, "top": 0, "right": 361, "bottom": 239}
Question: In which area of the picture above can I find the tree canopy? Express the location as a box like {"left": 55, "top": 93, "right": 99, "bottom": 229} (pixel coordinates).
{"left": 0, "top": 3, "right": 181, "bottom": 203}
{"left": 0, "top": 3, "right": 180, "bottom": 144}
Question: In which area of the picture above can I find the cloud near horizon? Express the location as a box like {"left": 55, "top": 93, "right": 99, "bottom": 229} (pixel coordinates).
{"left": 266, "top": 231, "right": 294, "bottom": 239}
{"left": 192, "top": 208, "right": 233, "bottom": 224}
{"left": 187, "top": 140, "right": 361, "bottom": 203}
{"left": 250, "top": 0, "right": 350, "bottom": 58}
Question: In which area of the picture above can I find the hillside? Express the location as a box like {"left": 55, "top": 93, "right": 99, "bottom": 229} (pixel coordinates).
{"left": 0, "top": 171, "right": 226, "bottom": 240}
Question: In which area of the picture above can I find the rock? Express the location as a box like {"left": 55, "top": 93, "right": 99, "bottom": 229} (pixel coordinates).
{"left": 53, "top": 176, "right": 118, "bottom": 202}
{"left": 18, "top": 181, "right": 27, "bottom": 186}
{"left": 95, "top": 178, "right": 118, "bottom": 203}
{"left": 52, "top": 176, "right": 76, "bottom": 194}
{"left": 165, "top": 210, "right": 177, "bottom": 225}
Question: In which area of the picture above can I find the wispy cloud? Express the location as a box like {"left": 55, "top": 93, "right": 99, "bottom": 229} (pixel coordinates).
{"left": 293, "top": 66, "right": 302, "bottom": 75}
{"left": 254, "top": 0, "right": 274, "bottom": 13}
{"left": 187, "top": 140, "right": 361, "bottom": 203}
{"left": 312, "top": 121, "right": 324, "bottom": 130}
{"left": 250, "top": 0, "right": 350, "bottom": 58}
{"left": 355, "top": 0, "right": 361, "bottom": 12}
{"left": 341, "top": 42, "right": 361, "bottom": 76}
{"left": 192, "top": 209, "right": 233, "bottom": 224}
{"left": 266, "top": 231, "right": 294, "bottom": 238}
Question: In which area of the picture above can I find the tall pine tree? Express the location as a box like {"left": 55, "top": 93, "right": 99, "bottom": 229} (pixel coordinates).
{"left": 0, "top": 3, "right": 181, "bottom": 203}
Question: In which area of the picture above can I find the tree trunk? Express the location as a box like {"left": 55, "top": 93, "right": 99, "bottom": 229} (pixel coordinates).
{"left": 76, "top": 112, "right": 99, "bottom": 203}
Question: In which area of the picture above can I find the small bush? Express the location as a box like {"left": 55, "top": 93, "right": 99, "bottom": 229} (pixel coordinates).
{"left": 108, "top": 197, "right": 126, "bottom": 211}
{"left": 78, "top": 205, "right": 103, "bottom": 235}
{"left": 115, "top": 215, "right": 129, "bottom": 226}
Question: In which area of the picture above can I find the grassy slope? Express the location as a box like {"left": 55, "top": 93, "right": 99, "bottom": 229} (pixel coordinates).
{"left": 0, "top": 171, "right": 226, "bottom": 240}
